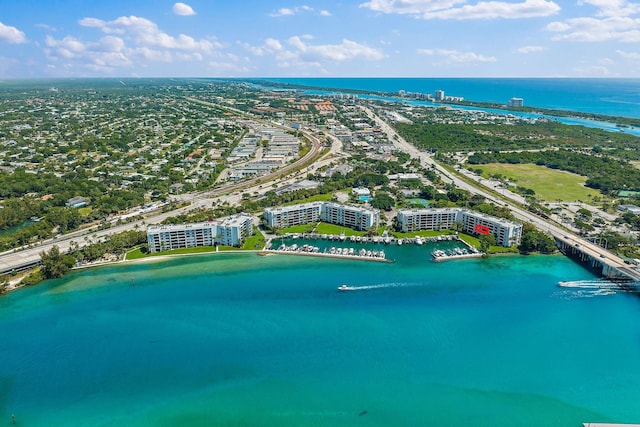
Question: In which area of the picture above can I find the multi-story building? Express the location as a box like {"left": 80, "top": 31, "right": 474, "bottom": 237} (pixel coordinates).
{"left": 263, "top": 202, "right": 380, "bottom": 231}
{"left": 396, "top": 208, "right": 522, "bottom": 247}
{"left": 508, "top": 97, "right": 524, "bottom": 107}
{"left": 320, "top": 202, "right": 379, "bottom": 231}
{"left": 146, "top": 213, "right": 253, "bottom": 253}
{"left": 263, "top": 202, "right": 323, "bottom": 229}
{"left": 397, "top": 208, "right": 459, "bottom": 232}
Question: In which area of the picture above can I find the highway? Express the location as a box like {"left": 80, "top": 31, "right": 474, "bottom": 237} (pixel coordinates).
{"left": 0, "top": 111, "right": 326, "bottom": 275}
{"left": 2, "top": 100, "right": 638, "bottom": 282}
{"left": 361, "top": 105, "right": 640, "bottom": 281}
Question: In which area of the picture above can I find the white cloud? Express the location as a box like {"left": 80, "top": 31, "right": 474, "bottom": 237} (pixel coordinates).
{"left": 517, "top": 45, "right": 545, "bottom": 53}
{"left": 271, "top": 8, "right": 296, "bottom": 17}
{"left": 35, "top": 23, "right": 58, "bottom": 32}
{"left": 45, "top": 34, "right": 133, "bottom": 71}
{"left": 422, "top": 0, "right": 561, "bottom": 20}
{"left": 547, "top": 16, "right": 640, "bottom": 42}
{"left": 360, "top": 0, "right": 560, "bottom": 19}
{"left": 572, "top": 64, "right": 611, "bottom": 76}
{"left": 45, "top": 15, "right": 221, "bottom": 74}
{"left": 0, "top": 21, "right": 26, "bottom": 44}
{"left": 265, "top": 38, "right": 284, "bottom": 51}
{"left": 360, "top": 0, "right": 465, "bottom": 15}
{"left": 287, "top": 36, "right": 385, "bottom": 61}
{"left": 171, "top": 2, "right": 196, "bottom": 16}
{"left": 173, "top": 2, "right": 196, "bottom": 16}
{"left": 617, "top": 49, "right": 640, "bottom": 60}
{"left": 79, "top": 15, "right": 219, "bottom": 51}
{"left": 418, "top": 48, "right": 496, "bottom": 62}
{"left": 547, "top": 0, "right": 640, "bottom": 42}
{"left": 242, "top": 35, "right": 384, "bottom": 72}
{"left": 269, "top": 5, "right": 328, "bottom": 17}
{"left": 578, "top": 0, "right": 640, "bottom": 18}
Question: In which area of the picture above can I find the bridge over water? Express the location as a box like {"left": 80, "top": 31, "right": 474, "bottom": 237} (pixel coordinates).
{"left": 554, "top": 234, "right": 640, "bottom": 282}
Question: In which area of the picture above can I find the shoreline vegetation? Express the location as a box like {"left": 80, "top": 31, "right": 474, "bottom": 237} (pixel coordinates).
{"left": 1, "top": 227, "right": 526, "bottom": 296}
{"left": 3, "top": 79, "right": 616, "bottom": 297}
{"left": 249, "top": 79, "right": 640, "bottom": 127}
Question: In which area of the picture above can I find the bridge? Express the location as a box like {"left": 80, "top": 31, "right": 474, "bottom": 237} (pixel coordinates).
{"left": 554, "top": 234, "right": 640, "bottom": 282}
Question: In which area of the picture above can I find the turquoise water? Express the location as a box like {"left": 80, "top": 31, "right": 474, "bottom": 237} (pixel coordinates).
{"left": 1, "top": 250, "right": 640, "bottom": 426}
{"left": 261, "top": 78, "right": 640, "bottom": 119}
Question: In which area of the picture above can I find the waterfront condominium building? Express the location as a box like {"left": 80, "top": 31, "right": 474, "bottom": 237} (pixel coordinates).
{"left": 146, "top": 213, "right": 253, "bottom": 253}
{"left": 396, "top": 208, "right": 522, "bottom": 247}
{"left": 262, "top": 201, "right": 324, "bottom": 229}
{"left": 319, "top": 202, "right": 380, "bottom": 231}
{"left": 263, "top": 201, "right": 380, "bottom": 231}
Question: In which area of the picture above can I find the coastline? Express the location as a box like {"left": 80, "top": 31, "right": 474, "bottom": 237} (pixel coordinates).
{"left": 0, "top": 249, "right": 263, "bottom": 296}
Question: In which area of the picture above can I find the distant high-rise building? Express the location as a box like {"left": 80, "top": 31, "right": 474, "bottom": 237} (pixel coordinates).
{"left": 434, "top": 90, "right": 445, "bottom": 101}
{"left": 508, "top": 97, "right": 524, "bottom": 107}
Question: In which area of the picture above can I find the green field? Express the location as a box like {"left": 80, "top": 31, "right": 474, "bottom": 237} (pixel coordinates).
{"left": 478, "top": 163, "right": 600, "bottom": 202}
{"left": 314, "top": 222, "right": 366, "bottom": 236}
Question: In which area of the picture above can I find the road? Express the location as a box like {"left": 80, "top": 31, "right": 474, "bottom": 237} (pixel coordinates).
{"left": 2, "top": 101, "right": 637, "bottom": 281}
{"left": 361, "top": 105, "right": 640, "bottom": 280}
{"left": 0, "top": 110, "right": 326, "bottom": 275}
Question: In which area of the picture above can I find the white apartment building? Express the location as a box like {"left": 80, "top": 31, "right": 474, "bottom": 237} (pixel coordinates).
{"left": 264, "top": 201, "right": 380, "bottom": 231}
{"left": 508, "top": 97, "right": 524, "bottom": 107}
{"left": 397, "top": 208, "right": 522, "bottom": 247}
{"left": 147, "top": 213, "right": 253, "bottom": 252}
{"left": 321, "top": 202, "right": 379, "bottom": 231}
{"left": 263, "top": 202, "right": 323, "bottom": 229}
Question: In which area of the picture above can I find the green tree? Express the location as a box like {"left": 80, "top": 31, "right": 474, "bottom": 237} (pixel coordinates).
{"left": 370, "top": 192, "right": 395, "bottom": 211}
{"left": 479, "top": 234, "right": 496, "bottom": 253}
{"left": 40, "top": 245, "right": 75, "bottom": 279}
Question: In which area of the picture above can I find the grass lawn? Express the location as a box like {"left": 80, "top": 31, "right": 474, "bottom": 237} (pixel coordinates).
{"left": 242, "top": 232, "right": 266, "bottom": 250}
{"left": 278, "top": 224, "right": 316, "bottom": 234}
{"left": 478, "top": 163, "right": 600, "bottom": 202}
{"left": 125, "top": 247, "right": 147, "bottom": 260}
{"left": 315, "top": 222, "right": 366, "bottom": 236}
{"left": 458, "top": 233, "right": 519, "bottom": 254}
{"left": 78, "top": 207, "right": 92, "bottom": 217}
{"left": 125, "top": 244, "right": 250, "bottom": 260}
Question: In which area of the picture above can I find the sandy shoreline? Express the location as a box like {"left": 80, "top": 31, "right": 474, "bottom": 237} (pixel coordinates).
{"left": 0, "top": 249, "right": 260, "bottom": 295}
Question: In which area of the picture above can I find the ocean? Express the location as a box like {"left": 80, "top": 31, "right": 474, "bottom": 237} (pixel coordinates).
{"left": 261, "top": 78, "right": 640, "bottom": 119}
{"left": 1, "top": 246, "right": 639, "bottom": 426}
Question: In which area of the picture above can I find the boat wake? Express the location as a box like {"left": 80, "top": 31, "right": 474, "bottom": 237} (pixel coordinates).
{"left": 343, "top": 282, "right": 419, "bottom": 291}
{"left": 555, "top": 279, "right": 637, "bottom": 299}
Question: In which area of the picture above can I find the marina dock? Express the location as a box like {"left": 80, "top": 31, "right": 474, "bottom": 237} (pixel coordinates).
{"left": 260, "top": 248, "right": 393, "bottom": 263}
{"left": 262, "top": 240, "right": 392, "bottom": 263}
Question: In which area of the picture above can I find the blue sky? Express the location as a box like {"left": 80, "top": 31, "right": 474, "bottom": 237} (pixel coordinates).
{"left": 0, "top": 0, "right": 639, "bottom": 78}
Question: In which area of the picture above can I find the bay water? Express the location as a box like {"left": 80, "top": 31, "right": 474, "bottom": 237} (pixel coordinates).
{"left": 1, "top": 246, "right": 639, "bottom": 426}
